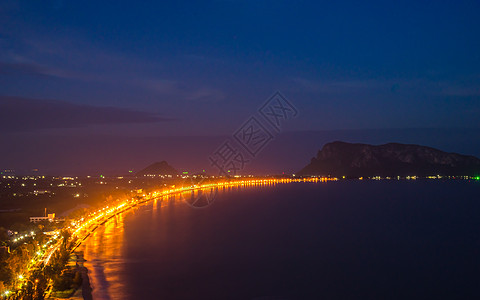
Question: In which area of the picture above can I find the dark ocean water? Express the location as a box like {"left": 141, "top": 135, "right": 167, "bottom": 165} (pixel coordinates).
{"left": 79, "top": 180, "right": 480, "bottom": 299}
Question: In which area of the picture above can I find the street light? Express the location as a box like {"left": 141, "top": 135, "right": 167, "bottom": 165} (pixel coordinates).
{"left": 17, "top": 275, "right": 39, "bottom": 292}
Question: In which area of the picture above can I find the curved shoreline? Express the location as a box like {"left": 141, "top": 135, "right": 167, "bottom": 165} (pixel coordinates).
{"left": 65, "top": 179, "right": 328, "bottom": 299}
{"left": 71, "top": 178, "right": 320, "bottom": 251}
{"left": 80, "top": 264, "right": 93, "bottom": 300}
{"left": 64, "top": 252, "right": 92, "bottom": 300}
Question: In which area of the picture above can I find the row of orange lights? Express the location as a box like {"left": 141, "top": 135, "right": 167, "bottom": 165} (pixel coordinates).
{"left": 5, "top": 177, "right": 334, "bottom": 298}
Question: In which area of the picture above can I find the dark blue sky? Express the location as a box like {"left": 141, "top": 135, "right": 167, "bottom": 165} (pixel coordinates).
{"left": 1, "top": 0, "right": 480, "bottom": 173}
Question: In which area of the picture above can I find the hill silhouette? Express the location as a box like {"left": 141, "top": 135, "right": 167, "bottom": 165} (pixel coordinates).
{"left": 298, "top": 141, "right": 480, "bottom": 177}
{"left": 136, "top": 161, "right": 178, "bottom": 176}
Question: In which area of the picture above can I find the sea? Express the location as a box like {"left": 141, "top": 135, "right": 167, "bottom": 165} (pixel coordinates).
{"left": 78, "top": 180, "right": 480, "bottom": 299}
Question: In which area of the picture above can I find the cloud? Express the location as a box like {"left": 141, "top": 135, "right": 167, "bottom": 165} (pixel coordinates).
{"left": 0, "top": 32, "right": 228, "bottom": 104}
{"left": 0, "top": 40, "right": 226, "bottom": 102}
{"left": 292, "top": 77, "right": 387, "bottom": 93}
{"left": 0, "top": 96, "right": 172, "bottom": 132}
{"left": 438, "top": 86, "right": 480, "bottom": 97}
{"left": 0, "top": 61, "right": 79, "bottom": 79}
{"left": 292, "top": 77, "right": 480, "bottom": 99}
{"left": 184, "top": 87, "right": 225, "bottom": 101}
{"left": 139, "top": 79, "right": 225, "bottom": 102}
{"left": 0, "top": 61, "right": 46, "bottom": 75}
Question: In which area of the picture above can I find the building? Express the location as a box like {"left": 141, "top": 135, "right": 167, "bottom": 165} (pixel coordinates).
{"left": 29, "top": 213, "right": 56, "bottom": 223}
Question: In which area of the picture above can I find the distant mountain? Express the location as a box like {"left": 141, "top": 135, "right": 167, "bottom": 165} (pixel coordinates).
{"left": 136, "top": 161, "right": 178, "bottom": 176}
{"left": 298, "top": 141, "right": 480, "bottom": 177}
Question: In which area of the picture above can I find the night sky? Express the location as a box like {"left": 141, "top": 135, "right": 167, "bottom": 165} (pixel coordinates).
{"left": 1, "top": 1, "right": 480, "bottom": 174}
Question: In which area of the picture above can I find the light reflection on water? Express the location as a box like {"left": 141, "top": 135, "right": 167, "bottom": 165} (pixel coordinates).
{"left": 79, "top": 213, "right": 128, "bottom": 300}
{"left": 77, "top": 184, "right": 268, "bottom": 300}
{"left": 72, "top": 181, "right": 480, "bottom": 299}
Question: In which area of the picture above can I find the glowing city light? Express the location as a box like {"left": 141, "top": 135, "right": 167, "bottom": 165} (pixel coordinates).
{"left": 5, "top": 176, "right": 335, "bottom": 298}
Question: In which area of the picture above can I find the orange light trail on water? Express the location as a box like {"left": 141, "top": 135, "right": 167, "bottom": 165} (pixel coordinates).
{"left": 69, "top": 177, "right": 334, "bottom": 242}
{"left": 7, "top": 177, "right": 334, "bottom": 298}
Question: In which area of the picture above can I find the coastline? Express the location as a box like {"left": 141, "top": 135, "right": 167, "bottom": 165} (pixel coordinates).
{"left": 59, "top": 179, "right": 321, "bottom": 299}
{"left": 80, "top": 263, "right": 93, "bottom": 300}
{"left": 66, "top": 252, "right": 93, "bottom": 300}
